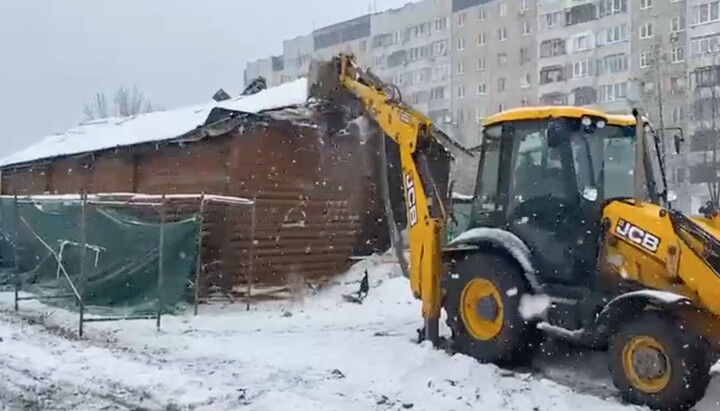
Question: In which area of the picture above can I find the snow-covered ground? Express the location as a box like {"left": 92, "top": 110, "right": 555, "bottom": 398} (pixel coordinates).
{"left": 1, "top": 256, "right": 719, "bottom": 411}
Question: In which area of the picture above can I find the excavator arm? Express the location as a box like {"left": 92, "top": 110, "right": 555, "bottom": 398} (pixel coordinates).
{"left": 309, "top": 54, "right": 448, "bottom": 342}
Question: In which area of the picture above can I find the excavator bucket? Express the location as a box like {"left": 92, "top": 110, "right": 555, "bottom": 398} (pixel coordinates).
{"left": 307, "top": 57, "right": 344, "bottom": 103}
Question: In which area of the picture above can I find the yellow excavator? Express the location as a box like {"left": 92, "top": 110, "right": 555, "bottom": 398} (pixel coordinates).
{"left": 309, "top": 53, "right": 720, "bottom": 411}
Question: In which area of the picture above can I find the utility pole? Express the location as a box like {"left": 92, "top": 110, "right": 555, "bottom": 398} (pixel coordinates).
{"left": 652, "top": 40, "right": 667, "bottom": 161}
{"left": 691, "top": 54, "right": 720, "bottom": 206}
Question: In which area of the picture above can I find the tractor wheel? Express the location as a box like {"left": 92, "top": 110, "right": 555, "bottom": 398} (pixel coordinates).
{"left": 443, "top": 251, "right": 541, "bottom": 365}
{"left": 608, "top": 311, "right": 711, "bottom": 411}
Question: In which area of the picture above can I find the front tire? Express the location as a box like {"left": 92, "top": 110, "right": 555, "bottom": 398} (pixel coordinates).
{"left": 608, "top": 311, "right": 711, "bottom": 411}
{"left": 443, "top": 251, "right": 540, "bottom": 365}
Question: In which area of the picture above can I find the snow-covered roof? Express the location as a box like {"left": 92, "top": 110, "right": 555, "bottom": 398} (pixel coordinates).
{"left": 0, "top": 78, "right": 309, "bottom": 168}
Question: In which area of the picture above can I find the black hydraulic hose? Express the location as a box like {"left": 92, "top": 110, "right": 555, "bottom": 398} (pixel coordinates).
{"left": 377, "top": 130, "right": 410, "bottom": 279}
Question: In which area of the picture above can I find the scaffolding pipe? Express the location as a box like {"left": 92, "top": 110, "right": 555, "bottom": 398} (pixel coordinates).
{"left": 13, "top": 192, "right": 19, "bottom": 312}
{"left": 156, "top": 196, "right": 166, "bottom": 330}
{"left": 193, "top": 193, "right": 205, "bottom": 316}
{"left": 79, "top": 190, "right": 87, "bottom": 337}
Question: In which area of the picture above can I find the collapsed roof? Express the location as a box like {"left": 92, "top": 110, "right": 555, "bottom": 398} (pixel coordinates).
{"left": 0, "top": 78, "right": 309, "bottom": 168}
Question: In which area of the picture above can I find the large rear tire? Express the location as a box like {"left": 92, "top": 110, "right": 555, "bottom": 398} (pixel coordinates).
{"left": 608, "top": 311, "right": 711, "bottom": 411}
{"left": 443, "top": 251, "right": 541, "bottom": 365}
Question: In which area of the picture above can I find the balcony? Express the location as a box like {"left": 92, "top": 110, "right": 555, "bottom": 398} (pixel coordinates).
{"left": 690, "top": 162, "right": 720, "bottom": 185}
{"left": 539, "top": 65, "right": 566, "bottom": 84}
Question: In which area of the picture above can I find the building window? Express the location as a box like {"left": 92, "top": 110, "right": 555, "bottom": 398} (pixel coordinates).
{"left": 598, "top": 24, "right": 629, "bottom": 45}
{"left": 640, "top": 22, "right": 653, "bottom": 39}
{"left": 671, "top": 16, "right": 685, "bottom": 32}
{"left": 521, "top": 73, "right": 531, "bottom": 88}
{"left": 477, "top": 56, "right": 486, "bottom": 71}
{"left": 478, "top": 7, "right": 486, "bottom": 21}
{"left": 457, "top": 85, "right": 466, "bottom": 98}
{"left": 524, "top": 21, "right": 531, "bottom": 35}
{"left": 498, "top": 27, "right": 507, "bottom": 41}
{"left": 540, "top": 38, "right": 567, "bottom": 57}
{"left": 597, "top": 53, "right": 630, "bottom": 75}
{"left": 475, "top": 107, "right": 486, "bottom": 123}
{"left": 478, "top": 32, "right": 486, "bottom": 46}
{"left": 499, "top": 2, "right": 507, "bottom": 16}
{"left": 692, "top": 2, "right": 720, "bottom": 25}
{"left": 457, "top": 37, "right": 466, "bottom": 50}
{"left": 544, "top": 11, "right": 562, "bottom": 29}
{"left": 456, "top": 109, "right": 465, "bottom": 124}
{"left": 521, "top": 98, "right": 530, "bottom": 106}
{"left": 520, "top": 47, "right": 531, "bottom": 64}
{"left": 498, "top": 77, "right": 506, "bottom": 92}
{"left": 573, "top": 60, "right": 590, "bottom": 78}
{"left": 457, "top": 60, "right": 465, "bottom": 74}
{"left": 430, "top": 86, "right": 446, "bottom": 101}
{"left": 671, "top": 47, "right": 685, "bottom": 63}
{"left": 432, "top": 64, "right": 450, "bottom": 81}
{"left": 642, "top": 81, "right": 654, "bottom": 95}
{"left": 434, "top": 17, "right": 448, "bottom": 31}
{"left": 574, "top": 34, "right": 591, "bottom": 51}
{"left": 540, "top": 65, "right": 565, "bottom": 84}
{"left": 600, "top": 0, "right": 627, "bottom": 16}
{"left": 640, "top": 52, "right": 650, "bottom": 68}
{"left": 676, "top": 168, "right": 686, "bottom": 183}
{"left": 573, "top": 87, "right": 597, "bottom": 106}
{"left": 671, "top": 106, "right": 685, "bottom": 124}
{"left": 498, "top": 103, "right": 505, "bottom": 113}
{"left": 691, "top": 34, "right": 720, "bottom": 56}
{"left": 477, "top": 83, "right": 487, "bottom": 95}
{"left": 520, "top": 0, "right": 528, "bottom": 12}
{"left": 566, "top": 3, "right": 598, "bottom": 26}
{"left": 498, "top": 52, "right": 507, "bottom": 65}
{"left": 458, "top": 12, "right": 466, "bottom": 26}
{"left": 640, "top": 0, "right": 652, "bottom": 9}
{"left": 670, "top": 76, "right": 686, "bottom": 94}
{"left": 598, "top": 82, "right": 628, "bottom": 102}
{"left": 432, "top": 40, "right": 448, "bottom": 57}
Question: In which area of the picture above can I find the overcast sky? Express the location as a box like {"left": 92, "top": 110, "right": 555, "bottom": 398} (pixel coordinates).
{"left": 0, "top": 0, "right": 417, "bottom": 157}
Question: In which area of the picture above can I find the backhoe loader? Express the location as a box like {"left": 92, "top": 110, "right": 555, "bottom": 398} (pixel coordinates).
{"left": 308, "top": 53, "right": 720, "bottom": 411}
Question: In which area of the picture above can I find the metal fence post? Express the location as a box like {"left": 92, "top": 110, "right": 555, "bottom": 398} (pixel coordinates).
{"left": 156, "top": 196, "right": 166, "bottom": 330}
{"left": 79, "top": 190, "right": 87, "bottom": 337}
{"left": 193, "top": 193, "right": 205, "bottom": 316}
{"left": 12, "top": 192, "right": 20, "bottom": 312}
{"left": 246, "top": 198, "right": 257, "bottom": 311}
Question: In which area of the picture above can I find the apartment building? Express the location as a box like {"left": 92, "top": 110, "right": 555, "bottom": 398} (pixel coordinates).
{"left": 312, "top": 15, "right": 373, "bottom": 66}
{"left": 370, "top": 0, "right": 453, "bottom": 124}
{"left": 243, "top": 17, "right": 372, "bottom": 88}
{"left": 450, "top": 0, "right": 538, "bottom": 147}
{"left": 629, "top": 0, "right": 692, "bottom": 211}
{"left": 679, "top": 0, "right": 720, "bottom": 213}
{"left": 282, "top": 34, "right": 315, "bottom": 82}
{"left": 536, "top": 0, "right": 632, "bottom": 112}
{"left": 244, "top": 55, "right": 286, "bottom": 87}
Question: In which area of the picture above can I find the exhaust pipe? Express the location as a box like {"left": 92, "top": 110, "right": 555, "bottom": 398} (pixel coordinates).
{"left": 633, "top": 108, "right": 646, "bottom": 207}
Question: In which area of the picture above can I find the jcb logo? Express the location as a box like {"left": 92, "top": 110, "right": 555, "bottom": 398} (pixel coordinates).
{"left": 615, "top": 219, "right": 661, "bottom": 253}
{"left": 405, "top": 174, "right": 418, "bottom": 227}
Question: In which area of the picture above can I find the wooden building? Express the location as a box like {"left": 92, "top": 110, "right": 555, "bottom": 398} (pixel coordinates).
{"left": 0, "top": 79, "right": 457, "bottom": 299}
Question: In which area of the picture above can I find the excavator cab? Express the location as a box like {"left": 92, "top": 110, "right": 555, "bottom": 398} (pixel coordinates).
{"left": 467, "top": 107, "right": 653, "bottom": 287}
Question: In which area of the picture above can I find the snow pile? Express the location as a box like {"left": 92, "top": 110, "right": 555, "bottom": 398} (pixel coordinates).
{"left": 0, "top": 78, "right": 308, "bottom": 168}
{"left": 451, "top": 192, "right": 474, "bottom": 201}
{"left": 519, "top": 294, "right": 551, "bottom": 320}
{"left": 0, "top": 254, "right": 719, "bottom": 410}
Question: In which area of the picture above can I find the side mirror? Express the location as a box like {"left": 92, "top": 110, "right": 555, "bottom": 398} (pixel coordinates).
{"left": 658, "top": 127, "right": 684, "bottom": 155}
{"left": 674, "top": 133, "right": 683, "bottom": 154}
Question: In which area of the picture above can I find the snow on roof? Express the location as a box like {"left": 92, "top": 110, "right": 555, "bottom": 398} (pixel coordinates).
{"left": 0, "top": 78, "right": 309, "bottom": 168}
